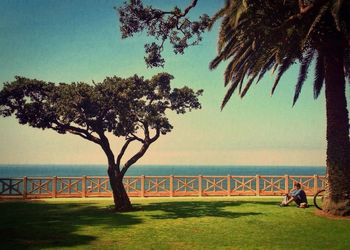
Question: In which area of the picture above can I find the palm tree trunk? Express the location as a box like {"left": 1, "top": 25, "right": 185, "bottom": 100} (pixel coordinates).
{"left": 323, "top": 47, "right": 350, "bottom": 216}
{"left": 108, "top": 166, "right": 132, "bottom": 212}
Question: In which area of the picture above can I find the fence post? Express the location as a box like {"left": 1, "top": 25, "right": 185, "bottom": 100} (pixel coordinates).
{"left": 23, "top": 176, "right": 27, "bottom": 199}
{"left": 141, "top": 175, "right": 145, "bottom": 198}
{"left": 52, "top": 176, "right": 57, "bottom": 198}
{"left": 314, "top": 174, "right": 318, "bottom": 194}
{"left": 227, "top": 175, "right": 231, "bottom": 196}
{"left": 82, "top": 176, "right": 86, "bottom": 198}
{"left": 198, "top": 175, "right": 202, "bottom": 197}
{"left": 256, "top": 175, "right": 260, "bottom": 196}
{"left": 170, "top": 175, "right": 174, "bottom": 197}
{"left": 284, "top": 175, "right": 289, "bottom": 194}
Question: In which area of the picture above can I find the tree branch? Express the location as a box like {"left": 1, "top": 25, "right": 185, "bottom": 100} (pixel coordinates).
{"left": 53, "top": 119, "right": 116, "bottom": 171}
{"left": 120, "top": 126, "right": 161, "bottom": 177}
{"left": 158, "top": 0, "right": 198, "bottom": 17}
{"left": 130, "top": 133, "right": 145, "bottom": 143}
{"left": 116, "top": 138, "right": 137, "bottom": 168}
{"left": 121, "top": 142, "right": 150, "bottom": 177}
{"left": 150, "top": 127, "right": 160, "bottom": 143}
{"left": 141, "top": 121, "right": 150, "bottom": 139}
{"left": 181, "top": 0, "right": 198, "bottom": 17}
{"left": 51, "top": 121, "right": 101, "bottom": 145}
{"left": 66, "top": 129, "right": 90, "bottom": 140}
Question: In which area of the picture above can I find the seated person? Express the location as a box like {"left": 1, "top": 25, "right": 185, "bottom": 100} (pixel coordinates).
{"left": 280, "top": 183, "right": 308, "bottom": 208}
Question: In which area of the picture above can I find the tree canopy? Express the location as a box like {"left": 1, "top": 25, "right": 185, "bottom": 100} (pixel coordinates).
{"left": 0, "top": 73, "right": 202, "bottom": 170}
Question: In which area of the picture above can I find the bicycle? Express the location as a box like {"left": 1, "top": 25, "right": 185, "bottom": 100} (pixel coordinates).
{"left": 313, "top": 189, "right": 325, "bottom": 210}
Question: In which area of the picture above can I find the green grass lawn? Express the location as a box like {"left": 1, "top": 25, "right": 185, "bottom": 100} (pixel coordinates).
{"left": 0, "top": 197, "right": 349, "bottom": 250}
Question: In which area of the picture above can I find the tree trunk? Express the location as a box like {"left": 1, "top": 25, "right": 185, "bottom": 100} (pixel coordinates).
{"left": 323, "top": 47, "right": 350, "bottom": 216}
{"left": 108, "top": 166, "right": 132, "bottom": 212}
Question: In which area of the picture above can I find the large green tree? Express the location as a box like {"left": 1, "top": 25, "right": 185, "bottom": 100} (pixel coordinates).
{"left": 0, "top": 73, "right": 202, "bottom": 211}
{"left": 118, "top": 0, "right": 350, "bottom": 215}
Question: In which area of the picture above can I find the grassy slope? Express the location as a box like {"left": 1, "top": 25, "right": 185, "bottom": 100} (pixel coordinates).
{"left": 0, "top": 197, "right": 349, "bottom": 250}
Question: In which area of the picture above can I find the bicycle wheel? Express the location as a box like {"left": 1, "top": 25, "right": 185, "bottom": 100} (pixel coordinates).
{"left": 313, "top": 189, "right": 325, "bottom": 210}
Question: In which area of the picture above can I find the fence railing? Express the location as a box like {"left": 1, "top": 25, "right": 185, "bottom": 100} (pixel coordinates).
{"left": 0, "top": 175, "right": 326, "bottom": 199}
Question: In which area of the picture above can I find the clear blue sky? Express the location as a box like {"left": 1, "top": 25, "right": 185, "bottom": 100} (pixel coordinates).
{"left": 1, "top": 0, "right": 344, "bottom": 166}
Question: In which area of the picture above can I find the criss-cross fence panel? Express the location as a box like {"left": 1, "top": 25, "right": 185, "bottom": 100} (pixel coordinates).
{"left": 231, "top": 176, "right": 256, "bottom": 195}
{"left": 144, "top": 176, "right": 170, "bottom": 197}
{"left": 202, "top": 176, "right": 227, "bottom": 196}
{"left": 289, "top": 176, "right": 315, "bottom": 195}
{"left": 173, "top": 176, "right": 199, "bottom": 196}
{"left": 0, "top": 178, "right": 23, "bottom": 196}
{"left": 56, "top": 177, "right": 83, "bottom": 197}
{"left": 0, "top": 175, "right": 327, "bottom": 198}
{"left": 86, "top": 176, "right": 112, "bottom": 197}
{"left": 259, "top": 176, "right": 286, "bottom": 195}
{"left": 123, "top": 176, "right": 142, "bottom": 197}
{"left": 27, "top": 177, "right": 53, "bottom": 198}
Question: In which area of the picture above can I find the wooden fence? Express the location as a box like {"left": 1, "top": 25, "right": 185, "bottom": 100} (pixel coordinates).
{"left": 0, "top": 175, "right": 326, "bottom": 199}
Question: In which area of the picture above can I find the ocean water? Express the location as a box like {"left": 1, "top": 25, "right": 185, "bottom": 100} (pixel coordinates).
{"left": 0, "top": 164, "right": 326, "bottom": 178}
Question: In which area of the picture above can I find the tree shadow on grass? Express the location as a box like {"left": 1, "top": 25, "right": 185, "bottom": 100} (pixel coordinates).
{"left": 141, "top": 200, "right": 263, "bottom": 219}
{"left": 0, "top": 201, "right": 141, "bottom": 249}
{"left": 0, "top": 198, "right": 284, "bottom": 248}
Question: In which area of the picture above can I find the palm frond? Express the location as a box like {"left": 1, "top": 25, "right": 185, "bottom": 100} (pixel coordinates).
{"left": 218, "top": 28, "right": 234, "bottom": 53}
{"left": 231, "top": 46, "right": 252, "bottom": 71}
{"left": 256, "top": 54, "right": 275, "bottom": 83}
{"left": 331, "top": 0, "right": 344, "bottom": 32}
{"left": 271, "top": 62, "right": 279, "bottom": 75}
{"left": 224, "top": 60, "right": 235, "bottom": 86}
{"left": 217, "top": 16, "right": 231, "bottom": 52}
{"left": 302, "top": 3, "right": 330, "bottom": 50}
{"left": 238, "top": 64, "right": 249, "bottom": 94}
{"left": 241, "top": 73, "right": 259, "bottom": 98}
{"left": 221, "top": 76, "right": 243, "bottom": 110}
{"left": 344, "top": 48, "right": 350, "bottom": 83}
{"left": 271, "top": 57, "right": 294, "bottom": 95}
{"left": 215, "top": 0, "right": 250, "bottom": 52}
{"left": 313, "top": 51, "right": 325, "bottom": 99}
{"left": 208, "top": 1, "right": 228, "bottom": 31}
{"left": 293, "top": 49, "right": 315, "bottom": 106}
{"left": 222, "top": 45, "right": 252, "bottom": 86}
{"left": 210, "top": 37, "right": 239, "bottom": 70}
{"left": 230, "top": 0, "right": 248, "bottom": 28}
{"left": 210, "top": 54, "right": 225, "bottom": 70}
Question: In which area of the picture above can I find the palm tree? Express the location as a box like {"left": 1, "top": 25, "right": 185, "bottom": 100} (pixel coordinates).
{"left": 209, "top": 0, "right": 350, "bottom": 216}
